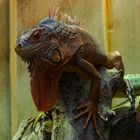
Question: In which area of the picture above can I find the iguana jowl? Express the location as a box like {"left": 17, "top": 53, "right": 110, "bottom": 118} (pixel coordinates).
{"left": 15, "top": 15, "right": 124, "bottom": 134}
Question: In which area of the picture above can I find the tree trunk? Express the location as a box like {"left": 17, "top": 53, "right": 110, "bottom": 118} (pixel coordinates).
{"left": 52, "top": 67, "right": 123, "bottom": 140}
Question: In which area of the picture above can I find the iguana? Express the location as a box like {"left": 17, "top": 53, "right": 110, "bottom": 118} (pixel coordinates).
{"left": 15, "top": 13, "right": 124, "bottom": 135}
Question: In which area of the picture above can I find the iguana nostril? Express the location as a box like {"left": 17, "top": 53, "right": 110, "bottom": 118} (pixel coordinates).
{"left": 15, "top": 43, "right": 22, "bottom": 53}
{"left": 19, "top": 43, "right": 22, "bottom": 48}
{"left": 16, "top": 43, "right": 23, "bottom": 49}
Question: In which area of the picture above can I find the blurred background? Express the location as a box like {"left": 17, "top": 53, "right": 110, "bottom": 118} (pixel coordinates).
{"left": 0, "top": 0, "right": 140, "bottom": 139}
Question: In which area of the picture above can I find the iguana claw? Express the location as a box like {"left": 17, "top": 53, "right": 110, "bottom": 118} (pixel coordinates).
{"left": 32, "top": 112, "right": 46, "bottom": 129}
{"left": 74, "top": 102, "right": 106, "bottom": 136}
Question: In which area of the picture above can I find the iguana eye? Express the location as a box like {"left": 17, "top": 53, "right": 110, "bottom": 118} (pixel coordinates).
{"left": 30, "top": 29, "right": 43, "bottom": 42}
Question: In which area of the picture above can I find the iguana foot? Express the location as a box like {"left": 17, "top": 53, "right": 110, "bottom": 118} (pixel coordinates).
{"left": 32, "top": 112, "right": 46, "bottom": 129}
{"left": 74, "top": 102, "right": 107, "bottom": 136}
{"left": 101, "top": 107, "right": 116, "bottom": 120}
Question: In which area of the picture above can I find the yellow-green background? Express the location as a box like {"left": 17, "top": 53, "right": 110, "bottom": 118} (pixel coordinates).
{"left": 0, "top": 0, "right": 140, "bottom": 139}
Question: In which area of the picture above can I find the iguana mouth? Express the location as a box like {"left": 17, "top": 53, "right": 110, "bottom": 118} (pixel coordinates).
{"left": 15, "top": 42, "right": 63, "bottom": 65}
{"left": 15, "top": 42, "right": 50, "bottom": 57}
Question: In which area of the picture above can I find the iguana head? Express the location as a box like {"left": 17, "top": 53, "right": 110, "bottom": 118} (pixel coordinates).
{"left": 15, "top": 16, "right": 82, "bottom": 68}
{"left": 15, "top": 18, "right": 65, "bottom": 66}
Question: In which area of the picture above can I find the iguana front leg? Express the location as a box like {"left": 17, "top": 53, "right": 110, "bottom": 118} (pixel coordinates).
{"left": 75, "top": 57, "right": 105, "bottom": 135}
